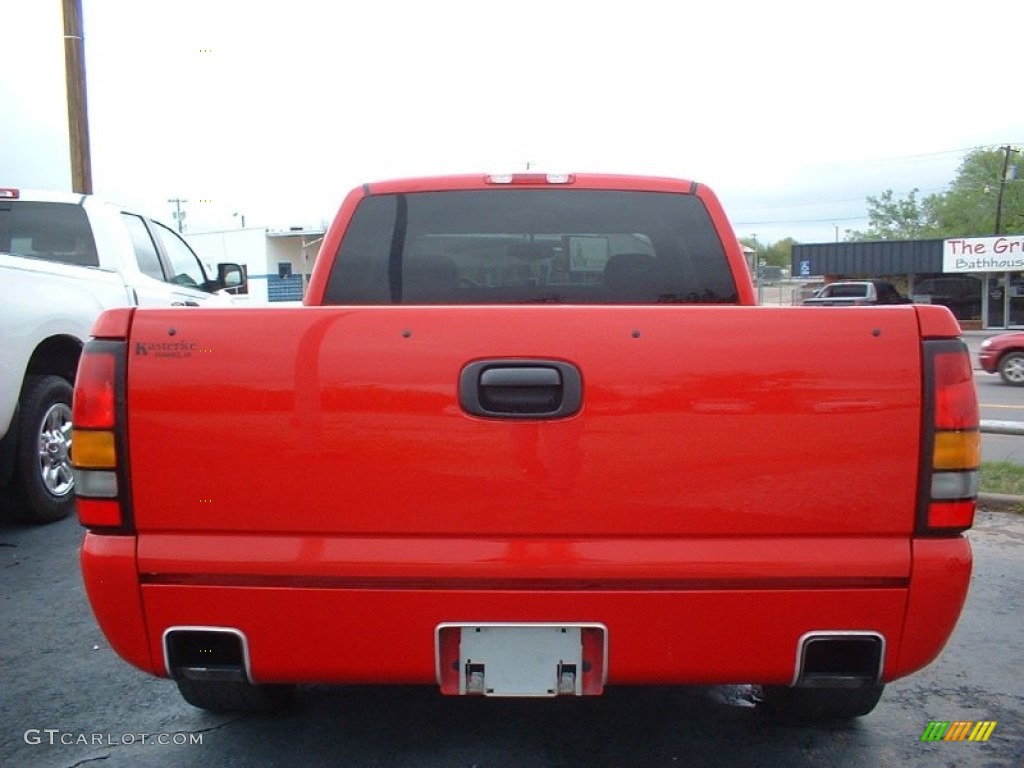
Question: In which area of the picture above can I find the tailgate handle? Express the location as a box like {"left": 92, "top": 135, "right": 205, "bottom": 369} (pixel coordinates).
{"left": 480, "top": 367, "right": 560, "bottom": 388}
{"left": 460, "top": 360, "right": 582, "bottom": 419}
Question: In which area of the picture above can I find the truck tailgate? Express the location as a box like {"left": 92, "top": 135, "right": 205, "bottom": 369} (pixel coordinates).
{"left": 125, "top": 305, "right": 923, "bottom": 541}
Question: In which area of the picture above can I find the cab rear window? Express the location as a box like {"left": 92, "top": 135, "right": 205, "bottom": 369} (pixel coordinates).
{"left": 0, "top": 201, "right": 99, "bottom": 267}
{"left": 323, "top": 189, "right": 738, "bottom": 304}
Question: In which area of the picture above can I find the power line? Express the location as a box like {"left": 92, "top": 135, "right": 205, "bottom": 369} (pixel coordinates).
{"left": 733, "top": 215, "right": 867, "bottom": 226}
{"left": 731, "top": 144, "right": 1024, "bottom": 230}
{"left": 730, "top": 145, "right": 1023, "bottom": 216}
{"left": 735, "top": 187, "right": 948, "bottom": 212}
{"left": 732, "top": 176, "right": 1024, "bottom": 226}
{"left": 810, "top": 143, "right": 1023, "bottom": 170}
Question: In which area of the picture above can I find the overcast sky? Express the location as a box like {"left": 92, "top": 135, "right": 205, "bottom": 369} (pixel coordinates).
{"left": 2, "top": 0, "right": 1021, "bottom": 244}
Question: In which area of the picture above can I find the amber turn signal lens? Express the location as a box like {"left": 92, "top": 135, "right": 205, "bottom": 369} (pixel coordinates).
{"left": 72, "top": 429, "right": 116, "bottom": 469}
{"left": 932, "top": 430, "right": 981, "bottom": 471}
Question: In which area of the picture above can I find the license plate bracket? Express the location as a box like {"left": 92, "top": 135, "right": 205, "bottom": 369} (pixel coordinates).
{"left": 435, "top": 623, "right": 607, "bottom": 697}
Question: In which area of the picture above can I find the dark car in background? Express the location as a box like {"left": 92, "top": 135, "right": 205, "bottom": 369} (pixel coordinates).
{"left": 979, "top": 332, "right": 1024, "bottom": 386}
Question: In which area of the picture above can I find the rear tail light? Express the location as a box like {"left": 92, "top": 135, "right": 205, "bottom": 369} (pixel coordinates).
{"left": 919, "top": 341, "right": 979, "bottom": 534}
{"left": 73, "top": 347, "right": 117, "bottom": 429}
{"left": 73, "top": 339, "right": 129, "bottom": 530}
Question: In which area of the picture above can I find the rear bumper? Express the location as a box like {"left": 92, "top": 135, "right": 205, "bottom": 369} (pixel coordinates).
{"left": 141, "top": 585, "right": 911, "bottom": 686}
{"left": 82, "top": 533, "right": 972, "bottom": 688}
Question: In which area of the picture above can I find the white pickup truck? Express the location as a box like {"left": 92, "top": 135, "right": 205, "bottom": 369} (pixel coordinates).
{"left": 0, "top": 187, "right": 244, "bottom": 523}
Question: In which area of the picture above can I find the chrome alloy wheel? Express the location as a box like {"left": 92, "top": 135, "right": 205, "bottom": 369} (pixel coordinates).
{"left": 37, "top": 402, "right": 74, "bottom": 498}
{"left": 1000, "top": 354, "right": 1024, "bottom": 385}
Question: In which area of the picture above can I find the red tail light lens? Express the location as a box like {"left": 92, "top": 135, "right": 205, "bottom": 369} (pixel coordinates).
{"left": 76, "top": 499, "right": 123, "bottom": 528}
{"left": 72, "top": 340, "right": 128, "bottom": 530}
{"left": 927, "top": 501, "right": 977, "bottom": 531}
{"left": 932, "top": 349, "right": 978, "bottom": 430}
{"left": 920, "top": 341, "right": 979, "bottom": 535}
{"left": 73, "top": 347, "right": 117, "bottom": 428}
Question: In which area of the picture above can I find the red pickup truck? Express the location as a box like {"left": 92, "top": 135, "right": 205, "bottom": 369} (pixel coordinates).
{"left": 72, "top": 173, "right": 979, "bottom": 720}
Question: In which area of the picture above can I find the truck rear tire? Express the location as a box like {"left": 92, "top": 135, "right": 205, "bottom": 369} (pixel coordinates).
{"left": 14, "top": 375, "right": 76, "bottom": 523}
{"left": 175, "top": 679, "right": 295, "bottom": 712}
{"left": 758, "top": 684, "right": 885, "bottom": 720}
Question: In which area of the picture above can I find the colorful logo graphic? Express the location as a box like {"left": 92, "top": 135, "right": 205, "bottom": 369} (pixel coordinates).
{"left": 920, "top": 721, "right": 997, "bottom": 742}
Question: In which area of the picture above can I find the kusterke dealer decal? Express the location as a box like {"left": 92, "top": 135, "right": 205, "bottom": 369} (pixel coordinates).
{"left": 134, "top": 340, "right": 203, "bottom": 359}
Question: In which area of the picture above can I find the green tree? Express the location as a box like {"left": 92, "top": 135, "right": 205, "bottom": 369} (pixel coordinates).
{"left": 925, "top": 147, "right": 1024, "bottom": 237}
{"left": 762, "top": 237, "right": 796, "bottom": 268}
{"left": 848, "top": 146, "right": 1024, "bottom": 241}
{"left": 738, "top": 236, "right": 794, "bottom": 279}
{"left": 847, "top": 188, "right": 932, "bottom": 240}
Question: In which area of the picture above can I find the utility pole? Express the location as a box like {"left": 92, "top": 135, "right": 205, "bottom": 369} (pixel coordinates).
{"left": 994, "top": 144, "right": 1020, "bottom": 235}
{"left": 63, "top": 0, "right": 92, "bottom": 193}
{"left": 168, "top": 198, "right": 188, "bottom": 233}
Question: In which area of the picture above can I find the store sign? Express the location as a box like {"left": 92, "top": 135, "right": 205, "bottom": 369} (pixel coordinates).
{"left": 944, "top": 236, "right": 1024, "bottom": 273}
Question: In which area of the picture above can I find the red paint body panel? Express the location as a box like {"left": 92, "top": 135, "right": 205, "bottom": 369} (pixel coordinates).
{"left": 137, "top": 585, "right": 913, "bottom": 685}
{"left": 89, "top": 306, "right": 135, "bottom": 339}
{"left": 81, "top": 534, "right": 969, "bottom": 685}
{"left": 136, "top": 534, "right": 911, "bottom": 586}
{"left": 80, "top": 533, "right": 153, "bottom": 673}
{"left": 125, "top": 305, "right": 924, "bottom": 539}
{"left": 915, "top": 304, "right": 967, "bottom": 339}
{"left": 895, "top": 536, "right": 973, "bottom": 676}
{"left": 76, "top": 175, "right": 976, "bottom": 695}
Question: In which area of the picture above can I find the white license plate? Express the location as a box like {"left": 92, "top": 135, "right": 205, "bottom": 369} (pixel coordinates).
{"left": 435, "top": 623, "right": 607, "bottom": 697}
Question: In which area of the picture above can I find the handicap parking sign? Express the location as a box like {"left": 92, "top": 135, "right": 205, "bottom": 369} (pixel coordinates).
{"left": 799, "top": 260, "right": 810, "bottom": 277}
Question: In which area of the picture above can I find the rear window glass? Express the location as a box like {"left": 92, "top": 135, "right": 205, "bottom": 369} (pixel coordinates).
{"left": 0, "top": 201, "right": 99, "bottom": 267}
{"left": 323, "top": 189, "right": 737, "bottom": 304}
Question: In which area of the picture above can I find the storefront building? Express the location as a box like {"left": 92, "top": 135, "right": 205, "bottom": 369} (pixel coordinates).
{"left": 792, "top": 235, "right": 1024, "bottom": 329}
